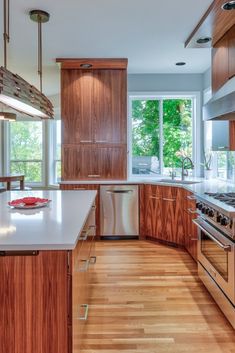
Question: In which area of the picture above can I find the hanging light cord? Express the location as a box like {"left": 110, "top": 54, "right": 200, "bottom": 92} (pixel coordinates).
{"left": 3, "top": 0, "right": 10, "bottom": 69}
{"left": 37, "top": 14, "right": 43, "bottom": 92}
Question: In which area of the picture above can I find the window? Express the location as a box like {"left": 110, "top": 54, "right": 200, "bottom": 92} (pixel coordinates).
{"left": 216, "top": 151, "right": 235, "bottom": 181}
{"left": 9, "top": 121, "right": 44, "bottom": 183}
{"left": 129, "top": 95, "right": 195, "bottom": 177}
{"left": 53, "top": 120, "right": 61, "bottom": 183}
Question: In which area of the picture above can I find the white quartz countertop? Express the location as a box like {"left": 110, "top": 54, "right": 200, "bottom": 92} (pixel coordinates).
{"left": 0, "top": 190, "right": 96, "bottom": 251}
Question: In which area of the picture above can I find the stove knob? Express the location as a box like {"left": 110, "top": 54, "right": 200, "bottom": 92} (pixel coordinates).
{"left": 196, "top": 202, "right": 203, "bottom": 210}
{"left": 202, "top": 206, "right": 208, "bottom": 214}
{"left": 221, "top": 217, "right": 229, "bottom": 226}
{"left": 217, "top": 214, "right": 222, "bottom": 223}
{"left": 208, "top": 209, "right": 215, "bottom": 217}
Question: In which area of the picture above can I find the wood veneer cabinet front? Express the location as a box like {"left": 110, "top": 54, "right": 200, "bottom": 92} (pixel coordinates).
{"left": 0, "top": 211, "right": 96, "bottom": 353}
{"left": 183, "top": 190, "right": 198, "bottom": 261}
{"left": 62, "top": 144, "right": 126, "bottom": 180}
{"left": 212, "top": 24, "right": 235, "bottom": 93}
{"left": 144, "top": 185, "right": 185, "bottom": 246}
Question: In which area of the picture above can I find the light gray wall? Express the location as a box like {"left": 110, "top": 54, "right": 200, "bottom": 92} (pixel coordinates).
{"left": 128, "top": 73, "right": 204, "bottom": 92}
{"left": 203, "top": 68, "right": 211, "bottom": 90}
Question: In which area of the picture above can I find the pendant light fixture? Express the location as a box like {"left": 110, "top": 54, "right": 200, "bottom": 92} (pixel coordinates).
{"left": 0, "top": 0, "right": 53, "bottom": 119}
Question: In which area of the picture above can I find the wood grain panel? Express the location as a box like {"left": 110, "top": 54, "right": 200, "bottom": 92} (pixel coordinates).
{"left": 212, "top": 33, "right": 229, "bottom": 93}
{"left": 61, "top": 70, "right": 93, "bottom": 144}
{"left": 93, "top": 70, "right": 127, "bottom": 144}
{"left": 59, "top": 184, "right": 100, "bottom": 237}
{"left": 229, "top": 121, "right": 235, "bottom": 150}
{"left": 228, "top": 24, "right": 235, "bottom": 79}
{"left": 185, "top": 0, "right": 235, "bottom": 48}
{"left": 56, "top": 58, "right": 128, "bottom": 70}
{"left": 144, "top": 185, "right": 162, "bottom": 240}
{"left": 139, "top": 185, "right": 145, "bottom": 239}
{"left": 0, "top": 251, "right": 68, "bottom": 353}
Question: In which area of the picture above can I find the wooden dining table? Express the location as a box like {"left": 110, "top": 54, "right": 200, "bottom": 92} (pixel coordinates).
{"left": 0, "top": 174, "right": 25, "bottom": 190}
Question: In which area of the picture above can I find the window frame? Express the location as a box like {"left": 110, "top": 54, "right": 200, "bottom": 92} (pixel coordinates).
{"left": 128, "top": 91, "right": 201, "bottom": 179}
{"left": 4, "top": 119, "right": 46, "bottom": 187}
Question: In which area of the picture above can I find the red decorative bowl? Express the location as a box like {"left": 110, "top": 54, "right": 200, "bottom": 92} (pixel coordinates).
{"left": 21, "top": 197, "right": 39, "bottom": 205}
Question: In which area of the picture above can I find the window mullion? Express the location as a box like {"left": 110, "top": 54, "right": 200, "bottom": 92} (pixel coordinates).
{"left": 159, "top": 99, "right": 164, "bottom": 175}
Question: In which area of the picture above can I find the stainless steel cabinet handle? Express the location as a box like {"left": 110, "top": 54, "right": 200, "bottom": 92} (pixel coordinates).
{"left": 73, "top": 187, "right": 86, "bottom": 190}
{"left": 80, "top": 140, "right": 92, "bottom": 143}
{"left": 89, "top": 256, "right": 97, "bottom": 264}
{"left": 106, "top": 190, "right": 133, "bottom": 194}
{"left": 79, "top": 259, "right": 89, "bottom": 272}
{"left": 188, "top": 208, "right": 198, "bottom": 214}
{"left": 79, "top": 304, "right": 89, "bottom": 321}
{"left": 193, "top": 219, "right": 231, "bottom": 252}
{"left": 88, "top": 175, "right": 100, "bottom": 178}
{"left": 162, "top": 198, "right": 176, "bottom": 202}
{"left": 0, "top": 250, "right": 39, "bottom": 256}
{"left": 187, "top": 195, "right": 196, "bottom": 200}
{"left": 95, "top": 140, "right": 107, "bottom": 143}
{"left": 150, "top": 196, "right": 160, "bottom": 200}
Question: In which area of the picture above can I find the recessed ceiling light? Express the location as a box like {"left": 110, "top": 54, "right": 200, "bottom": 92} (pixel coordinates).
{"left": 222, "top": 1, "right": 235, "bottom": 10}
{"left": 196, "top": 37, "right": 212, "bottom": 44}
{"left": 175, "top": 62, "right": 186, "bottom": 66}
{"left": 80, "top": 64, "right": 92, "bottom": 69}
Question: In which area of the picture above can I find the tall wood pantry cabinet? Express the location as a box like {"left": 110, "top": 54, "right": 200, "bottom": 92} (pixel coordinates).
{"left": 57, "top": 58, "right": 128, "bottom": 181}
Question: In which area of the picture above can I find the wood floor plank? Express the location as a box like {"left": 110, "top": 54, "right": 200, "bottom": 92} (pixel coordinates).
{"left": 75, "top": 240, "right": 235, "bottom": 353}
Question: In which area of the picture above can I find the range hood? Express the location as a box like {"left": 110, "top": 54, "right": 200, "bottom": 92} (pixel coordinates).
{"left": 203, "top": 77, "right": 235, "bottom": 121}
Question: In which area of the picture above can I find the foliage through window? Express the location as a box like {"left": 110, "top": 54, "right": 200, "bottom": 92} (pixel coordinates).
{"left": 130, "top": 96, "right": 194, "bottom": 177}
{"left": 10, "top": 121, "right": 43, "bottom": 183}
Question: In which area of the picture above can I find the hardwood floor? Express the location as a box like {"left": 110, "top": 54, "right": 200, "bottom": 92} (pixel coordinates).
{"left": 78, "top": 240, "right": 235, "bottom": 353}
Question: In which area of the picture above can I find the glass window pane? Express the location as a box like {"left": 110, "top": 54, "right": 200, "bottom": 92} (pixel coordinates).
{"left": 163, "top": 99, "right": 193, "bottom": 175}
{"left": 217, "top": 152, "right": 227, "bottom": 179}
{"left": 10, "top": 121, "right": 43, "bottom": 182}
{"left": 131, "top": 99, "right": 160, "bottom": 176}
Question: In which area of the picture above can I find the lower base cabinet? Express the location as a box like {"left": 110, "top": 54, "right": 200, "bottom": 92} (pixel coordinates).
{"left": 0, "top": 206, "right": 96, "bottom": 353}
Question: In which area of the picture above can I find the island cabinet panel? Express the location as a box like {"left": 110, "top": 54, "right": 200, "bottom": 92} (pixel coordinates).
{"left": 228, "top": 25, "right": 235, "bottom": 80}
{"left": 0, "top": 251, "right": 68, "bottom": 353}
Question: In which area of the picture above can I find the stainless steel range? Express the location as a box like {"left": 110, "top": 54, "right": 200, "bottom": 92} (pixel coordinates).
{"left": 193, "top": 192, "right": 235, "bottom": 329}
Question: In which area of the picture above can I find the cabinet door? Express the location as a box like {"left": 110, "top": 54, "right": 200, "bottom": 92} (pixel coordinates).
{"left": 96, "top": 145, "right": 127, "bottom": 179}
{"left": 145, "top": 192, "right": 162, "bottom": 238}
{"left": 93, "top": 70, "right": 127, "bottom": 144}
{"left": 228, "top": 25, "right": 235, "bottom": 80}
{"left": 212, "top": 34, "right": 229, "bottom": 94}
{"left": 62, "top": 70, "right": 93, "bottom": 144}
{"left": 161, "top": 192, "right": 177, "bottom": 243}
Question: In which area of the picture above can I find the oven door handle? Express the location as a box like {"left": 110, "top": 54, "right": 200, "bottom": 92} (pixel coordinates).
{"left": 193, "top": 219, "right": 232, "bottom": 252}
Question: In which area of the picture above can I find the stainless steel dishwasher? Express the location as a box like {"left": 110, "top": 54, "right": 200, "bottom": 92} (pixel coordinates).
{"left": 100, "top": 185, "right": 139, "bottom": 239}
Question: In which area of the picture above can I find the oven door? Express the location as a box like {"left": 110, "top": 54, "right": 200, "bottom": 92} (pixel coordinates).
{"left": 193, "top": 217, "right": 235, "bottom": 305}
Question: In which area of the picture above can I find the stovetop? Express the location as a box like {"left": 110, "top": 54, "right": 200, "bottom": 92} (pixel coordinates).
{"left": 205, "top": 192, "right": 235, "bottom": 208}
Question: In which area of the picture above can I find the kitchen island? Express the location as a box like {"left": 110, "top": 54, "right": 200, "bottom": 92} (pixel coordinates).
{"left": 0, "top": 190, "right": 97, "bottom": 353}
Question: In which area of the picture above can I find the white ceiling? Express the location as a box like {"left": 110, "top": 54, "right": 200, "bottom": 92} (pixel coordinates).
{"left": 0, "top": 0, "right": 213, "bottom": 96}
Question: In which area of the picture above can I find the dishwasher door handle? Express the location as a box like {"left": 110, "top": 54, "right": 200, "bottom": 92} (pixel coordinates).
{"left": 106, "top": 190, "right": 133, "bottom": 194}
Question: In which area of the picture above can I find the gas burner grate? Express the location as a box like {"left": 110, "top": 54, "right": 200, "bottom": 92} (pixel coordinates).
{"left": 205, "top": 192, "right": 235, "bottom": 207}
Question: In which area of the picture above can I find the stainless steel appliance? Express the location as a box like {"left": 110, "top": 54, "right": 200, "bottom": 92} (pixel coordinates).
{"left": 100, "top": 185, "right": 139, "bottom": 239}
{"left": 194, "top": 192, "right": 235, "bottom": 328}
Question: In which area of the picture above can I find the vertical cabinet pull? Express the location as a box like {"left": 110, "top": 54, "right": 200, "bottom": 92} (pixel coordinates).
{"left": 79, "top": 304, "right": 89, "bottom": 321}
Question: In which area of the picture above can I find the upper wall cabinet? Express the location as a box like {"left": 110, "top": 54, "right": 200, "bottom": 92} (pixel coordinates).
{"left": 61, "top": 69, "right": 127, "bottom": 145}
{"left": 212, "top": 25, "right": 235, "bottom": 94}
{"left": 57, "top": 58, "right": 128, "bottom": 181}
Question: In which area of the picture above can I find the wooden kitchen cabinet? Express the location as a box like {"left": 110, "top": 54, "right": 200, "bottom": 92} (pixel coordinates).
{"left": 0, "top": 205, "right": 96, "bottom": 353}
{"left": 59, "top": 59, "right": 128, "bottom": 181}
{"left": 144, "top": 185, "right": 185, "bottom": 246}
{"left": 62, "top": 144, "right": 127, "bottom": 181}
{"left": 212, "top": 24, "right": 235, "bottom": 94}
{"left": 93, "top": 70, "right": 127, "bottom": 144}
